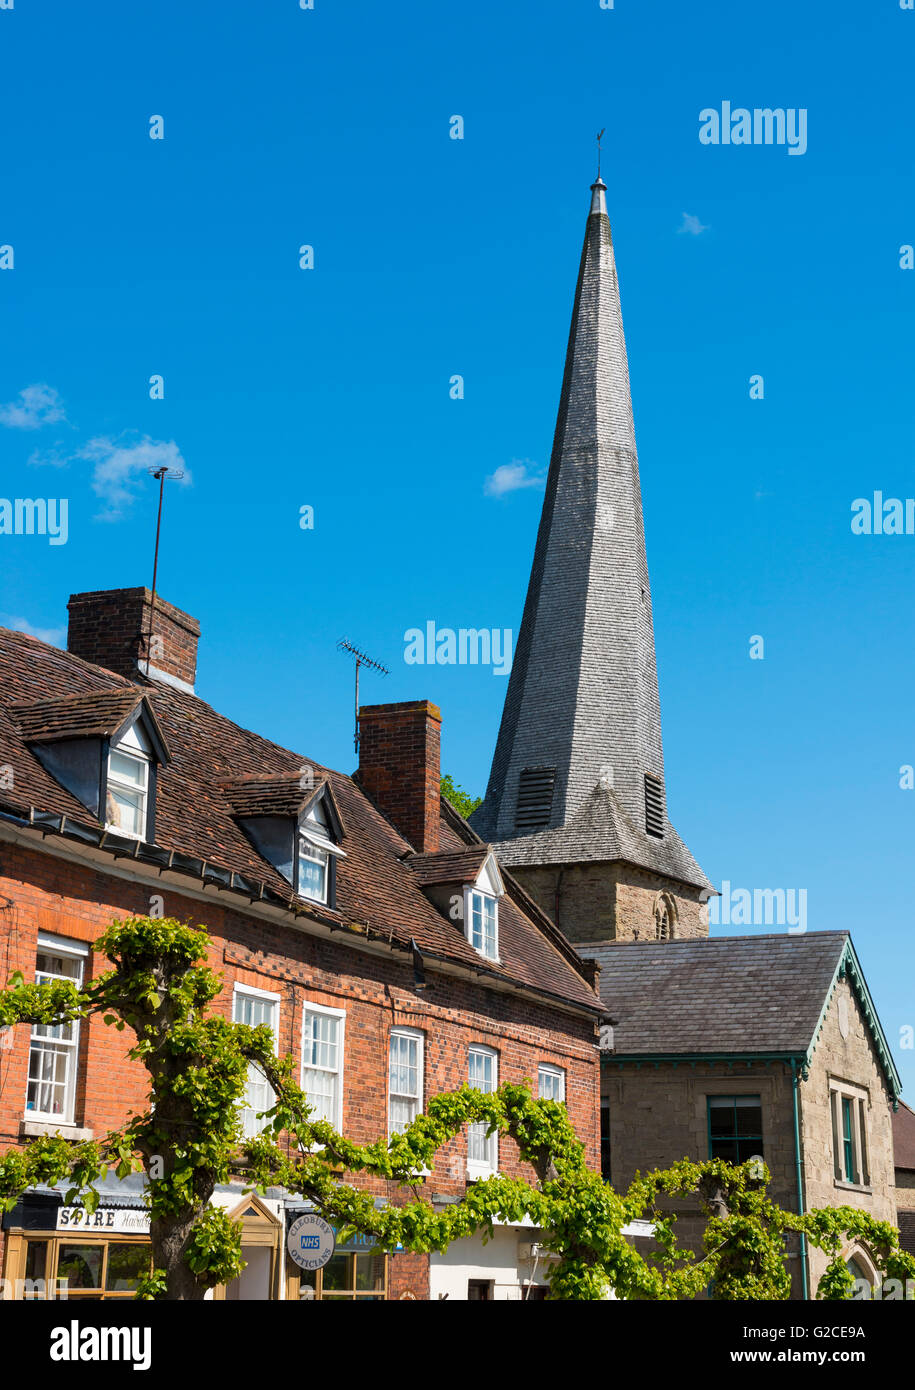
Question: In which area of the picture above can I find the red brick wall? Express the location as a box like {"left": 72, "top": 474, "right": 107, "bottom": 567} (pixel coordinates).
{"left": 0, "top": 842, "right": 599, "bottom": 1293}
{"left": 67, "top": 587, "right": 200, "bottom": 687}
{"left": 357, "top": 701, "right": 441, "bottom": 853}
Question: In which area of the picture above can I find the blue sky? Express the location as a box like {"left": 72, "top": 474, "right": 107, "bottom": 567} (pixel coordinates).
{"left": 1, "top": 1, "right": 914, "bottom": 1092}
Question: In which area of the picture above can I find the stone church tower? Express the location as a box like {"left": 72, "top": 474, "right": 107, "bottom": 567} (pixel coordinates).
{"left": 471, "top": 177, "right": 712, "bottom": 944}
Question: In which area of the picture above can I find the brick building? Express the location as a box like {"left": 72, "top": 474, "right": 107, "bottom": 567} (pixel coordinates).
{"left": 0, "top": 586, "right": 603, "bottom": 1302}
{"left": 579, "top": 934, "right": 903, "bottom": 1297}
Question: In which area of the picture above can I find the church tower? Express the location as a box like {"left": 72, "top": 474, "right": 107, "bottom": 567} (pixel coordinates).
{"left": 471, "top": 176, "right": 712, "bottom": 943}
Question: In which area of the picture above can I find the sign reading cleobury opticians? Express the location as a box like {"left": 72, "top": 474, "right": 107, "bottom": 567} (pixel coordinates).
{"left": 56, "top": 1205, "right": 151, "bottom": 1234}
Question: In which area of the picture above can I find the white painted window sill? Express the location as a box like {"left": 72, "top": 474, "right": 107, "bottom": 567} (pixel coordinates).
{"left": 21, "top": 1119, "right": 94, "bottom": 1142}
{"left": 466, "top": 1167, "right": 500, "bottom": 1183}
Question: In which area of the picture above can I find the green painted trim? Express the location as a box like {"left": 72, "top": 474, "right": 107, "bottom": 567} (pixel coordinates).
{"left": 791, "top": 1055, "right": 809, "bottom": 1301}
{"left": 806, "top": 939, "right": 902, "bottom": 1101}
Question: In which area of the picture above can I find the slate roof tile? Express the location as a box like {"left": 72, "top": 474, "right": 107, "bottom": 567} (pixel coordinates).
{"left": 575, "top": 934, "right": 851, "bottom": 1054}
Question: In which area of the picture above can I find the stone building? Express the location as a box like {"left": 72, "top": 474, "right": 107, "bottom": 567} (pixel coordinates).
{"left": 0, "top": 586, "right": 604, "bottom": 1302}
{"left": 578, "top": 933, "right": 903, "bottom": 1297}
{"left": 471, "top": 177, "right": 711, "bottom": 944}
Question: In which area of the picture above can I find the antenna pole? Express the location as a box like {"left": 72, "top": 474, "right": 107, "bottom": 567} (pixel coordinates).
{"left": 144, "top": 464, "right": 184, "bottom": 676}
{"left": 337, "top": 639, "right": 389, "bottom": 753}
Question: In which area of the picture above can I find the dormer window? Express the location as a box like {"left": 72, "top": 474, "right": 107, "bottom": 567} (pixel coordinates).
{"left": 223, "top": 774, "right": 346, "bottom": 909}
{"left": 10, "top": 691, "right": 169, "bottom": 845}
{"left": 409, "top": 845, "right": 505, "bottom": 964}
{"left": 104, "top": 718, "right": 153, "bottom": 839}
{"left": 297, "top": 794, "right": 343, "bottom": 905}
{"left": 462, "top": 851, "right": 504, "bottom": 962}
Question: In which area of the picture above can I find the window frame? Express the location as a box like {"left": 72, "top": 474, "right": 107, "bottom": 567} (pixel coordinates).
{"left": 294, "top": 794, "right": 346, "bottom": 907}
{"left": 537, "top": 1064, "right": 566, "bottom": 1104}
{"left": 387, "top": 1027, "right": 424, "bottom": 1137}
{"left": 293, "top": 1250, "right": 388, "bottom": 1301}
{"left": 830, "top": 1081, "right": 870, "bottom": 1188}
{"left": 463, "top": 887, "right": 499, "bottom": 962}
{"left": 706, "top": 1094, "right": 764, "bottom": 1164}
{"left": 300, "top": 1002, "right": 346, "bottom": 1132}
{"left": 104, "top": 743, "right": 150, "bottom": 841}
{"left": 5, "top": 1234, "right": 152, "bottom": 1300}
{"left": 232, "top": 983, "right": 281, "bottom": 1139}
{"left": 467, "top": 1044, "right": 499, "bottom": 1178}
{"left": 25, "top": 934, "right": 89, "bottom": 1126}
{"left": 297, "top": 839, "right": 330, "bottom": 905}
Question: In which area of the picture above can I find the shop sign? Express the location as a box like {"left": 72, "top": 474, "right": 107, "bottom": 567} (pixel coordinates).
{"left": 56, "top": 1205, "right": 151, "bottom": 1234}
{"left": 287, "top": 1213, "right": 336, "bottom": 1272}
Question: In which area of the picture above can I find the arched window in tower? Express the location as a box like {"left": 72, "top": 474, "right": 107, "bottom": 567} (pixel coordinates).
{"left": 654, "top": 892, "right": 677, "bottom": 941}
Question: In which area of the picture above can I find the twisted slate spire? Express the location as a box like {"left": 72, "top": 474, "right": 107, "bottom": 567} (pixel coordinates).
{"left": 471, "top": 178, "right": 708, "bottom": 889}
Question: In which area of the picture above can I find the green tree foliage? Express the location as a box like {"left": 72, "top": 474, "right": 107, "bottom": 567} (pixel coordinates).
{"left": 440, "top": 774, "right": 482, "bottom": 820}
{"left": 0, "top": 917, "right": 911, "bottom": 1300}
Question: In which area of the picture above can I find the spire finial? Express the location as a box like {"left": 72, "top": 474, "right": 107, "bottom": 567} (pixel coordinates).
{"left": 590, "top": 130, "right": 607, "bottom": 214}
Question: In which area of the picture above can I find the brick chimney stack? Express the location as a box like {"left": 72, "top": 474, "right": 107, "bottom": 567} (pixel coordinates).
{"left": 67, "top": 588, "right": 200, "bottom": 693}
{"left": 357, "top": 701, "right": 441, "bottom": 853}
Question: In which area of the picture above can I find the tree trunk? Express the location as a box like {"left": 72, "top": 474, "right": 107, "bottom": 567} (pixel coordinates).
{"left": 151, "top": 1212, "right": 210, "bottom": 1301}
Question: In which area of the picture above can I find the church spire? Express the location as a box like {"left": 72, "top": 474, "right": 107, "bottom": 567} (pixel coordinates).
{"left": 471, "top": 174, "right": 710, "bottom": 911}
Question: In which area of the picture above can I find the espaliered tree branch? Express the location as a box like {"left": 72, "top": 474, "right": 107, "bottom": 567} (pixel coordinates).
{"left": 1, "top": 916, "right": 912, "bottom": 1301}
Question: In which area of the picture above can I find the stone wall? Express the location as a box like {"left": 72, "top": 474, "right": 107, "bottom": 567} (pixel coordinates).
{"left": 799, "top": 977, "right": 898, "bottom": 1291}
{"left": 603, "top": 1058, "right": 807, "bottom": 1296}
{"left": 513, "top": 859, "right": 708, "bottom": 944}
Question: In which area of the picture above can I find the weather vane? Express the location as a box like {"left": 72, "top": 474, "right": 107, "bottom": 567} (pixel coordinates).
{"left": 597, "top": 128, "right": 605, "bottom": 180}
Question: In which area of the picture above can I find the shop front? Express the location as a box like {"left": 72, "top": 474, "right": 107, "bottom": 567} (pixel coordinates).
{"left": 0, "top": 1177, "right": 287, "bottom": 1302}
{"left": 1, "top": 1180, "right": 410, "bottom": 1302}
{"left": 284, "top": 1210, "right": 389, "bottom": 1301}
{"left": 1, "top": 1175, "right": 152, "bottom": 1301}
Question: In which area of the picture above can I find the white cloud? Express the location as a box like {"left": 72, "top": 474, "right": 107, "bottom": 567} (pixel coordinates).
{"left": 677, "top": 212, "right": 710, "bottom": 237}
{"left": 0, "top": 614, "right": 66, "bottom": 647}
{"left": 0, "top": 383, "right": 68, "bottom": 430}
{"left": 484, "top": 459, "right": 546, "bottom": 498}
{"left": 27, "top": 446, "right": 70, "bottom": 468}
{"left": 78, "top": 434, "right": 190, "bottom": 522}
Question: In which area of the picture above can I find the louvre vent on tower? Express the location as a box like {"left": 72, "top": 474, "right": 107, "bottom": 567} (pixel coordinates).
{"left": 515, "top": 767, "right": 556, "bottom": 831}
{"left": 644, "top": 774, "right": 665, "bottom": 839}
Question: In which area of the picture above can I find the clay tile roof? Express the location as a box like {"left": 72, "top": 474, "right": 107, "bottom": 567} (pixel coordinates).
{"left": 407, "top": 846, "right": 491, "bottom": 886}
{"left": 0, "top": 623, "right": 600, "bottom": 1015}
{"left": 893, "top": 1101, "right": 915, "bottom": 1171}
{"left": 9, "top": 690, "right": 146, "bottom": 743}
{"left": 219, "top": 773, "right": 317, "bottom": 819}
